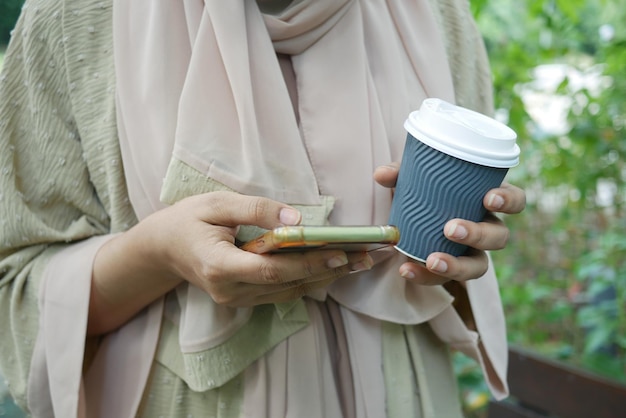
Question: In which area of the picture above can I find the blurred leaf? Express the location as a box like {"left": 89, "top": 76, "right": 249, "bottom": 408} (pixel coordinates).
{"left": 584, "top": 326, "right": 613, "bottom": 354}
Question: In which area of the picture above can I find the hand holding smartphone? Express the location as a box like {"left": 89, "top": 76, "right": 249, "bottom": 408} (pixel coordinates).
{"left": 240, "top": 225, "right": 400, "bottom": 254}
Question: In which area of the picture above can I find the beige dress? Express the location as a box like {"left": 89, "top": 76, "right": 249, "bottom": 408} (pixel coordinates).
{"left": 0, "top": 0, "right": 507, "bottom": 417}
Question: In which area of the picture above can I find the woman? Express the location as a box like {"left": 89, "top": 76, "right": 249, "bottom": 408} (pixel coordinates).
{"left": 0, "top": 0, "right": 526, "bottom": 416}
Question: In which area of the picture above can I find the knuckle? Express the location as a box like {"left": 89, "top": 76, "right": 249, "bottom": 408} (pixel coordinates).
{"left": 198, "top": 270, "right": 229, "bottom": 303}
{"left": 471, "top": 226, "right": 488, "bottom": 248}
{"left": 302, "top": 258, "right": 315, "bottom": 277}
{"left": 202, "top": 192, "right": 230, "bottom": 219}
{"left": 248, "top": 198, "right": 271, "bottom": 221}
{"left": 478, "top": 264, "right": 489, "bottom": 277}
{"left": 258, "top": 261, "right": 284, "bottom": 284}
{"left": 210, "top": 291, "right": 233, "bottom": 306}
{"left": 320, "top": 266, "right": 349, "bottom": 282}
{"left": 198, "top": 259, "right": 219, "bottom": 283}
{"left": 466, "top": 262, "right": 489, "bottom": 281}
{"left": 445, "top": 267, "right": 465, "bottom": 282}
{"left": 496, "top": 229, "right": 510, "bottom": 250}
{"left": 196, "top": 259, "right": 232, "bottom": 299}
{"left": 470, "top": 255, "right": 489, "bottom": 280}
{"left": 309, "top": 267, "right": 343, "bottom": 283}
{"left": 331, "top": 265, "right": 350, "bottom": 278}
{"left": 471, "top": 223, "right": 509, "bottom": 251}
{"left": 202, "top": 191, "right": 222, "bottom": 206}
{"left": 291, "top": 284, "right": 310, "bottom": 299}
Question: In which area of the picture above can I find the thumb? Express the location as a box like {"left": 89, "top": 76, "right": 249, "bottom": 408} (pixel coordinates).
{"left": 373, "top": 162, "right": 400, "bottom": 189}
{"left": 193, "top": 191, "right": 301, "bottom": 230}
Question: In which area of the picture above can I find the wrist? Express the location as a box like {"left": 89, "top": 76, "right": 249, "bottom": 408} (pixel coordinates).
{"left": 88, "top": 224, "right": 182, "bottom": 336}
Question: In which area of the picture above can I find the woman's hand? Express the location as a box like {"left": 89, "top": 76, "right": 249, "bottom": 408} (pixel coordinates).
{"left": 148, "top": 191, "right": 371, "bottom": 304}
{"left": 374, "top": 162, "right": 526, "bottom": 286}
{"left": 89, "top": 191, "right": 371, "bottom": 335}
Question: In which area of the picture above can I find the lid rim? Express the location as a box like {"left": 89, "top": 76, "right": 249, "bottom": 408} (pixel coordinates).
{"left": 406, "top": 127, "right": 520, "bottom": 168}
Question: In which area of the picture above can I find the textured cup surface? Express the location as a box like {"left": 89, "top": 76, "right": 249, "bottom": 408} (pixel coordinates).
{"left": 388, "top": 98, "right": 519, "bottom": 262}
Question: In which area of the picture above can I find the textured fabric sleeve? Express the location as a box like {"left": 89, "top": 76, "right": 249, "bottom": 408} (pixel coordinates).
{"left": 428, "top": 0, "right": 494, "bottom": 115}
{"left": 0, "top": 1, "right": 122, "bottom": 411}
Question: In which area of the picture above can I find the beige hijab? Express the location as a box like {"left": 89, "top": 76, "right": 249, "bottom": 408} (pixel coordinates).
{"left": 114, "top": 0, "right": 455, "bottom": 221}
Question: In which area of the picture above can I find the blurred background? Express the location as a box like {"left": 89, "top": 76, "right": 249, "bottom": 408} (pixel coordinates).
{"left": 457, "top": 0, "right": 626, "bottom": 415}
{"left": 1, "top": 0, "right": 625, "bottom": 417}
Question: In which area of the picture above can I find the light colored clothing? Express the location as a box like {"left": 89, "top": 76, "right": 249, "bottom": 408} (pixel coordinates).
{"left": 0, "top": 0, "right": 507, "bottom": 417}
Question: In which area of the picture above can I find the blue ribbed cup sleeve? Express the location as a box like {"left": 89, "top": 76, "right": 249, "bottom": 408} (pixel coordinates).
{"left": 388, "top": 134, "right": 509, "bottom": 262}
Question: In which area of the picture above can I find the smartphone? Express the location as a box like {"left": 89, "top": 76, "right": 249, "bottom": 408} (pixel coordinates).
{"left": 240, "top": 225, "right": 400, "bottom": 254}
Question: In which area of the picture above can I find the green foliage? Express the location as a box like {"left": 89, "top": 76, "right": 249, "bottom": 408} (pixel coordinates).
{"left": 0, "top": 0, "right": 24, "bottom": 45}
{"left": 456, "top": 0, "right": 626, "bottom": 414}
{"left": 573, "top": 228, "right": 626, "bottom": 379}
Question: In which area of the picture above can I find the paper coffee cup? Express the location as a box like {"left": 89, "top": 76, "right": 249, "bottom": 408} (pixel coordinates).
{"left": 388, "top": 98, "right": 520, "bottom": 263}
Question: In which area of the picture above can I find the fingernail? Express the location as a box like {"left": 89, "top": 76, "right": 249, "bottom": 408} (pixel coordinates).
{"left": 327, "top": 254, "right": 349, "bottom": 269}
{"left": 488, "top": 193, "right": 505, "bottom": 210}
{"left": 279, "top": 208, "right": 301, "bottom": 225}
{"left": 446, "top": 222, "right": 468, "bottom": 239}
{"left": 351, "top": 255, "right": 374, "bottom": 272}
{"left": 429, "top": 258, "right": 448, "bottom": 273}
{"left": 400, "top": 267, "right": 415, "bottom": 280}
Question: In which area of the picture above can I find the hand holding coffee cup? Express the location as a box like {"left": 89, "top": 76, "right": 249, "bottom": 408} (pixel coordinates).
{"left": 388, "top": 98, "right": 520, "bottom": 264}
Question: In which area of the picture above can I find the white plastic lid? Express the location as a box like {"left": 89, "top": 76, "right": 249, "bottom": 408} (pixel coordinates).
{"left": 404, "top": 98, "right": 520, "bottom": 168}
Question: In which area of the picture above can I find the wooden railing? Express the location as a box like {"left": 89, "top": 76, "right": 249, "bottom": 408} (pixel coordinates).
{"left": 487, "top": 346, "right": 626, "bottom": 418}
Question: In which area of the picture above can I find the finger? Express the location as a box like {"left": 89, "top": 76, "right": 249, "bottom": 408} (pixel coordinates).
{"left": 398, "top": 261, "right": 449, "bottom": 286}
{"left": 188, "top": 191, "right": 303, "bottom": 230}
{"left": 373, "top": 162, "right": 400, "bottom": 188}
{"left": 425, "top": 248, "right": 489, "bottom": 281}
{"left": 484, "top": 182, "right": 526, "bottom": 214}
{"left": 443, "top": 216, "right": 509, "bottom": 251}
{"left": 398, "top": 248, "right": 489, "bottom": 285}
{"left": 252, "top": 254, "right": 374, "bottom": 304}
{"left": 214, "top": 246, "right": 372, "bottom": 286}
{"left": 209, "top": 253, "right": 370, "bottom": 307}
{"left": 255, "top": 263, "right": 352, "bottom": 296}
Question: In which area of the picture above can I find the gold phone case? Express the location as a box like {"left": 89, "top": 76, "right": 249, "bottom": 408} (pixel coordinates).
{"left": 240, "top": 225, "right": 400, "bottom": 254}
